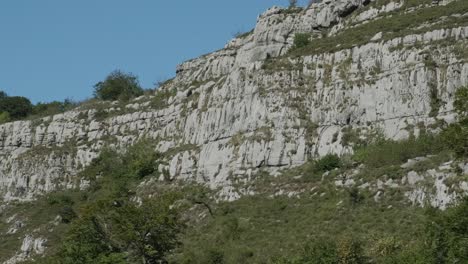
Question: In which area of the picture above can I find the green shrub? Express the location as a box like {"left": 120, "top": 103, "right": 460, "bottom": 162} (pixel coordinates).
{"left": 204, "top": 249, "right": 225, "bottom": 264}
{"left": 302, "top": 239, "right": 339, "bottom": 264}
{"left": 292, "top": 33, "right": 311, "bottom": 50}
{"left": 353, "top": 134, "right": 444, "bottom": 168}
{"left": 47, "top": 192, "right": 75, "bottom": 206}
{"left": 427, "top": 198, "right": 468, "bottom": 263}
{"left": 125, "top": 140, "right": 160, "bottom": 179}
{"left": 454, "top": 86, "right": 468, "bottom": 117}
{"left": 37, "top": 138, "right": 183, "bottom": 264}
{"left": 93, "top": 70, "right": 143, "bottom": 101}
{"left": 441, "top": 121, "right": 468, "bottom": 157}
{"left": 314, "top": 154, "right": 342, "bottom": 173}
{"left": 337, "top": 238, "right": 367, "bottom": 264}
{"left": 59, "top": 206, "right": 77, "bottom": 223}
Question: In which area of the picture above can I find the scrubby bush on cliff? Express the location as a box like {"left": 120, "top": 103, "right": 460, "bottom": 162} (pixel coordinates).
{"left": 314, "top": 154, "right": 342, "bottom": 173}
{"left": 292, "top": 33, "right": 311, "bottom": 50}
{"left": 93, "top": 70, "right": 143, "bottom": 101}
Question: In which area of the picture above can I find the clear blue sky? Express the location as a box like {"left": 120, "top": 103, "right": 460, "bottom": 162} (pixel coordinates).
{"left": 0, "top": 0, "right": 309, "bottom": 103}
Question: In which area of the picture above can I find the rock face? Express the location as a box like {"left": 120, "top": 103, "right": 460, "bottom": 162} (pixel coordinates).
{"left": 1, "top": 0, "right": 468, "bottom": 203}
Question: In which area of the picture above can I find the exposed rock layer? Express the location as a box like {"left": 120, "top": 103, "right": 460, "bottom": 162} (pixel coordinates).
{"left": 1, "top": 0, "right": 467, "bottom": 204}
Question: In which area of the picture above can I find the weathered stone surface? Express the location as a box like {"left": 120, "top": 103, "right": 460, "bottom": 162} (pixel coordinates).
{"left": 0, "top": 0, "right": 467, "bottom": 206}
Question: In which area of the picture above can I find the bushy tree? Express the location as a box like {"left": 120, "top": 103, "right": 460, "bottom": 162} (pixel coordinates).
{"left": 94, "top": 70, "right": 143, "bottom": 101}
{"left": 0, "top": 96, "right": 33, "bottom": 119}
{"left": 39, "top": 139, "right": 183, "bottom": 264}
{"left": 52, "top": 194, "right": 183, "bottom": 264}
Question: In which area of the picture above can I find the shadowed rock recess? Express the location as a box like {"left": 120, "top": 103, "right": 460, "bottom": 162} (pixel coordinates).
{"left": 1, "top": 0, "right": 468, "bottom": 262}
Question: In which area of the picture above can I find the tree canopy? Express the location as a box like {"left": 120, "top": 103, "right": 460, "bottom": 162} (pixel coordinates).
{"left": 0, "top": 95, "right": 33, "bottom": 119}
{"left": 94, "top": 70, "right": 144, "bottom": 101}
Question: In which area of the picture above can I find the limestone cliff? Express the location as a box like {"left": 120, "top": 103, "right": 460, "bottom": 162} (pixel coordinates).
{"left": 1, "top": 0, "right": 467, "bottom": 204}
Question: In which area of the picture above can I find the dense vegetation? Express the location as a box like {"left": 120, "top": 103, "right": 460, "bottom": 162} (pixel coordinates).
{"left": 0, "top": 92, "right": 33, "bottom": 122}
{"left": 0, "top": 91, "right": 80, "bottom": 124}
{"left": 93, "top": 70, "right": 144, "bottom": 101}
{"left": 19, "top": 140, "right": 186, "bottom": 264}
{"left": 0, "top": 70, "right": 149, "bottom": 125}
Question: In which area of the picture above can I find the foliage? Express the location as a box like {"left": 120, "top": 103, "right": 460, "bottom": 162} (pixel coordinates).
{"left": 436, "top": 86, "right": 468, "bottom": 157}
{"left": 32, "top": 99, "right": 77, "bottom": 118}
{"left": 353, "top": 133, "right": 445, "bottom": 168}
{"left": 0, "top": 95, "right": 33, "bottom": 119}
{"left": 150, "top": 87, "right": 177, "bottom": 110}
{"left": 173, "top": 189, "right": 431, "bottom": 263}
{"left": 93, "top": 70, "right": 143, "bottom": 101}
{"left": 0, "top": 91, "right": 77, "bottom": 123}
{"left": 50, "top": 193, "right": 183, "bottom": 264}
{"left": 440, "top": 120, "right": 468, "bottom": 158}
{"left": 29, "top": 139, "right": 184, "bottom": 264}
{"left": 292, "top": 33, "right": 311, "bottom": 51}
{"left": 297, "top": 154, "right": 342, "bottom": 181}
{"left": 274, "top": 238, "right": 339, "bottom": 264}
{"left": 314, "top": 154, "right": 342, "bottom": 173}
{"left": 427, "top": 198, "right": 468, "bottom": 263}
{"left": 0, "top": 111, "right": 10, "bottom": 124}
{"left": 454, "top": 86, "right": 468, "bottom": 117}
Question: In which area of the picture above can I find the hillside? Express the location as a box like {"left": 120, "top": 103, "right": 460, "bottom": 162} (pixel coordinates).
{"left": 1, "top": 0, "right": 468, "bottom": 263}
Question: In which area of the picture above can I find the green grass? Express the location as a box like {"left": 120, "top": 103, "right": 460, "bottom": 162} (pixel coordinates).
{"left": 172, "top": 188, "right": 429, "bottom": 263}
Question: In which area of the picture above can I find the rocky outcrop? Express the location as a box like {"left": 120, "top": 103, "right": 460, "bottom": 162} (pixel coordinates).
{"left": 1, "top": 0, "right": 467, "bottom": 203}
{"left": 4, "top": 235, "right": 46, "bottom": 264}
